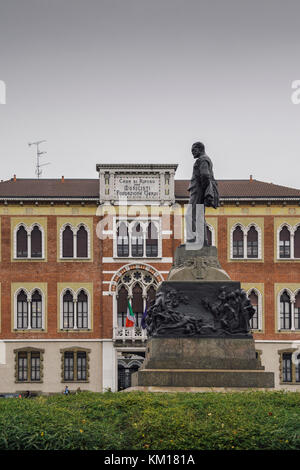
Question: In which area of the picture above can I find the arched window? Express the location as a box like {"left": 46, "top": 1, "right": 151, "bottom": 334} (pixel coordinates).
{"left": 77, "top": 226, "right": 88, "bottom": 258}
{"left": 117, "top": 223, "right": 129, "bottom": 257}
{"left": 17, "top": 290, "right": 28, "bottom": 329}
{"left": 294, "top": 226, "right": 300, "bottom": 259}
{"left": 31, "top": 226, "right": 42, "bottom": 258}
{"left": 62, "top": 226, "right": 74, "bottom": 258}
{"left": 131, "top": 223, "right": 143, "bottom": 257}
{"left": 117, "top": 286, "right": 128, "bottom": 327}
{"left": 63, "top": 290, "right": 74, "bottom": 329}
{"left": 132, "top": 284, "right": 143, "bottom": 327}
{"left": 279, "top": 226, "right": 291, "bottom": 258}
{"left": 146, "top": 222, "right": 158, "bottom": 257}
{"left": 295, "top": 292, "right": 300, "bottom": 330}
{"left": 232, "top": 226, "right": 244, "bottom": 258}
{"left": 77, "top": 290, "right": 88, "bottom": 329}
{"left": 31, "top": 290, "right": 42, "bottom": 329}
{"left": 147, "top": 285, "right": 156, "bottom": 308}
{"left": 17, "top": 226, "right": 28, "bottom": 258}
{"left": 247, "top": 226, "right": 258, "bottom": 258}
{"left": 248, "top": 290, "right": 258, "bottom": 330}
{"left": 206, "top": 226, "right": 212, "bottom": 246}
{"left": 280, "top": 291, "right": 291, "bottom": 330}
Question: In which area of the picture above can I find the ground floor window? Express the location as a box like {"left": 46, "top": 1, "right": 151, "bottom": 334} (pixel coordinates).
{"left": 279, "top": 350, "right": 300, "bottom": 384}
{"left": 61, "top": 348, "right": 90, "bottom": 382}
{"left": 14, "top": 348, "right": 44, "bottom": 383}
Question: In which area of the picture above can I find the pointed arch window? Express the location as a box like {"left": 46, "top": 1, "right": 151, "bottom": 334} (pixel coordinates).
{"left": 247, "top": 226, "right": 258, "bottom": 258}
{"left": 131, "top": 223, "right": 143, "bottom": 257}
{"left": 248, "top": 290, "right": 259, "bottom": 330}
{"left": 294, "top": 226, "right": 300, "bottom": 259}
{"left": 280, "top": 291, "right": 292, "bottom": 330}
{"left": 132, "top": 284, "right": 143, "bottom": 327}
{"left": 147, "top": 285, "right": 156, "bottom": 308}
{"left": 63, "top": 290, "right": 74, "bottom": 329}
{"left": 295, "top": 292, "right": 300, "bottom": 330}
{"left": 279, "top": 226, "right": 291, "bottom": 258}
{"left": 31, "top": 226, "right": 42, "bottom": 258}
{"left": 117, "top": 223, "right": 129, "bottom": 257}
{"left": 31, "top": 290, "right": 42, "bottom": 329}
{"left": 17, "top": 226, "right": 28, "bottom": 258}
{"left": 146, "top": 222, "right": 158, "bottom": 257}
{"left": 17, "top": 290, "right": 28, "bottom": 329}
{"left": 232, "top": 226, "right": 244, "bottom": 258}
{"left": 117, "top": 286, "right": 128, "bottom": 327}
{"left": 77, "top": 290, "right": 88, "bottom": 329}
{"left": 62, "top": 226, "right": 74, "bottom": 258}
{"left": 77, "top": 226, "right": 88, "bottom": 258}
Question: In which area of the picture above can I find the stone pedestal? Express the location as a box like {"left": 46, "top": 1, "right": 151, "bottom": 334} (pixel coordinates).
{"left": 129, "top": 244, "right": 275, "bottom": 391}
{"left": 131, "top": 337, "right": 274, "bottom": 389}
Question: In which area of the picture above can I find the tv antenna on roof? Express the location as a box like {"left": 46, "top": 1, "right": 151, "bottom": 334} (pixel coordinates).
{"left": 28, "top": 140, "right": 50, "bottom": 179}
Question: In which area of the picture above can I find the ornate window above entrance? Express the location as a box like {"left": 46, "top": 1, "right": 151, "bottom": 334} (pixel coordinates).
{"left": 116, "top": 270, "right": 158, "bottom": 328}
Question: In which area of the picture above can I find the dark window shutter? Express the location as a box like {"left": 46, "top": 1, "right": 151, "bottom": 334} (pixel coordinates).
{"left": 132, "top": 284, "right": 143, "bottom": 313}
{"left": 280, "top": 226, "right": 290, "bottom": 241}
{"left": 17, "top": 226, "right": 28, "bottom": 257}
{"left": 77, "top": 226, "right": 88, "bottom": 258}
{"left": 63, "top": 226, "right": 74, "bottom": 257}
{"left": 146, "top": 223, "right": 158, "bottom": 257}
{"left": 294, "top": 227, "right": 300, "bottom": 258}
{"left": 147, "top": 285, "right": 156, "bottom": 308}
{"left": 117, "top": 286, "right": 128, "bottom": 314}
{"left": 31, "top": 226, "right": 42, "bottom": 258}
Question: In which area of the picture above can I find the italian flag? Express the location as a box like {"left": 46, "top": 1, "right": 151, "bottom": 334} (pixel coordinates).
{"left": 125, "top": 299, "right": 135, "bottom": 327}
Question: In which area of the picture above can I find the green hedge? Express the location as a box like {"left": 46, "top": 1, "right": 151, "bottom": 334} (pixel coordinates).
{"left": 0, "top": 391, "right": 300, "bottom": 450}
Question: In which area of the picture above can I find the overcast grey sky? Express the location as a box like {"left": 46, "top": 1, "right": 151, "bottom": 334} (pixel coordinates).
{"left": 0, "top": 0, "right": 300, "bottom": 187}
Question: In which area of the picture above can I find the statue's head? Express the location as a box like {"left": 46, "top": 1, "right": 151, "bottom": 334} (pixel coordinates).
{"left": 191, "top": 142, "right": 205, "bottom": 158}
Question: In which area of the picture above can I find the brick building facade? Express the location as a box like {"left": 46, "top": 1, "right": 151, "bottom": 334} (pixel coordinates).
{"left": 0, "top": 164, "right": 300, "bottom": 393}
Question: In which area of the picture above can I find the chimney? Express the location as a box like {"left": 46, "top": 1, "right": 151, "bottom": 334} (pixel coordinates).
{"left": 13, "top": 174, "right": 16, "bottom": 182}
{"left": 61, "top": 176, "right": 65, "bottom": 183}
{"left": 249, "top": 175, "right": 253, "bottom": 182}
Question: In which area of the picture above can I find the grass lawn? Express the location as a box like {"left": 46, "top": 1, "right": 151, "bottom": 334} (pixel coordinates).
{"left": 0, "top": 390, "right": 299, "bottom": 450}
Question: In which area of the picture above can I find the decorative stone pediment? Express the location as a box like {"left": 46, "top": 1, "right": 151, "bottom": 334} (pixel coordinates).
{"left": 96, "top": 163, "right": 178, "bottom": 205}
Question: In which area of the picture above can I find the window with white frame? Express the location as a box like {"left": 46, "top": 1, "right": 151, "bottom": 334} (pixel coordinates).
{"left": 60, "top": 288, "right": 91, "bottom": 330}
{"left": 60, "top": 224, "right": 90, "bottom": 259}
{"left": 15, "top": 288, "right": 45, "bottom": 330}
{"left": 277, "top": 223, "right": 300, "bottom": 259}
{"left": 247, "top": 288, "right": 262, "bottom": 331}
{"left": 15, "top": 224, "right": 44, "bottom": 259}
{"left": 277, "top": 289, "right": 300, "bottom": 331}
{"left": 115, "top": 220, "right": 161, "bottom": 258}
{"left": 231, "top": 223, "right": 261, "bottom": 259}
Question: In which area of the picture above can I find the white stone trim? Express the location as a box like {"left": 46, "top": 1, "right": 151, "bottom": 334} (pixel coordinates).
{"left": 60, "top": 222, "right": 91, "bottom": 259}
{"left": 276, "top": 222, "right": 300, "bottom": 260}
{"left": 59, "top": 287, "right": 91, "bottom": 330}
{"left": 14, "top": 222, "right": 45, "bottom": 259}
{"left": 14, "top": 287, "right": 45, "bottom": 331}
{"left": 206, "top": 223, "right": 215, "bottom": 247}
{"left": 230, "top": 222, "right": 262, "bottom": 260}
{"left": 277, "top": 287, "right": 294, "bottom": 332}
{"left": 277, "top": 223, "right": 293, "bottom": 260}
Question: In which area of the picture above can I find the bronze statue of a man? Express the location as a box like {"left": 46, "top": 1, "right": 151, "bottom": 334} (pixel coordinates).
{"left": 186, "top": 142, "right": 219, "bottom": 245}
